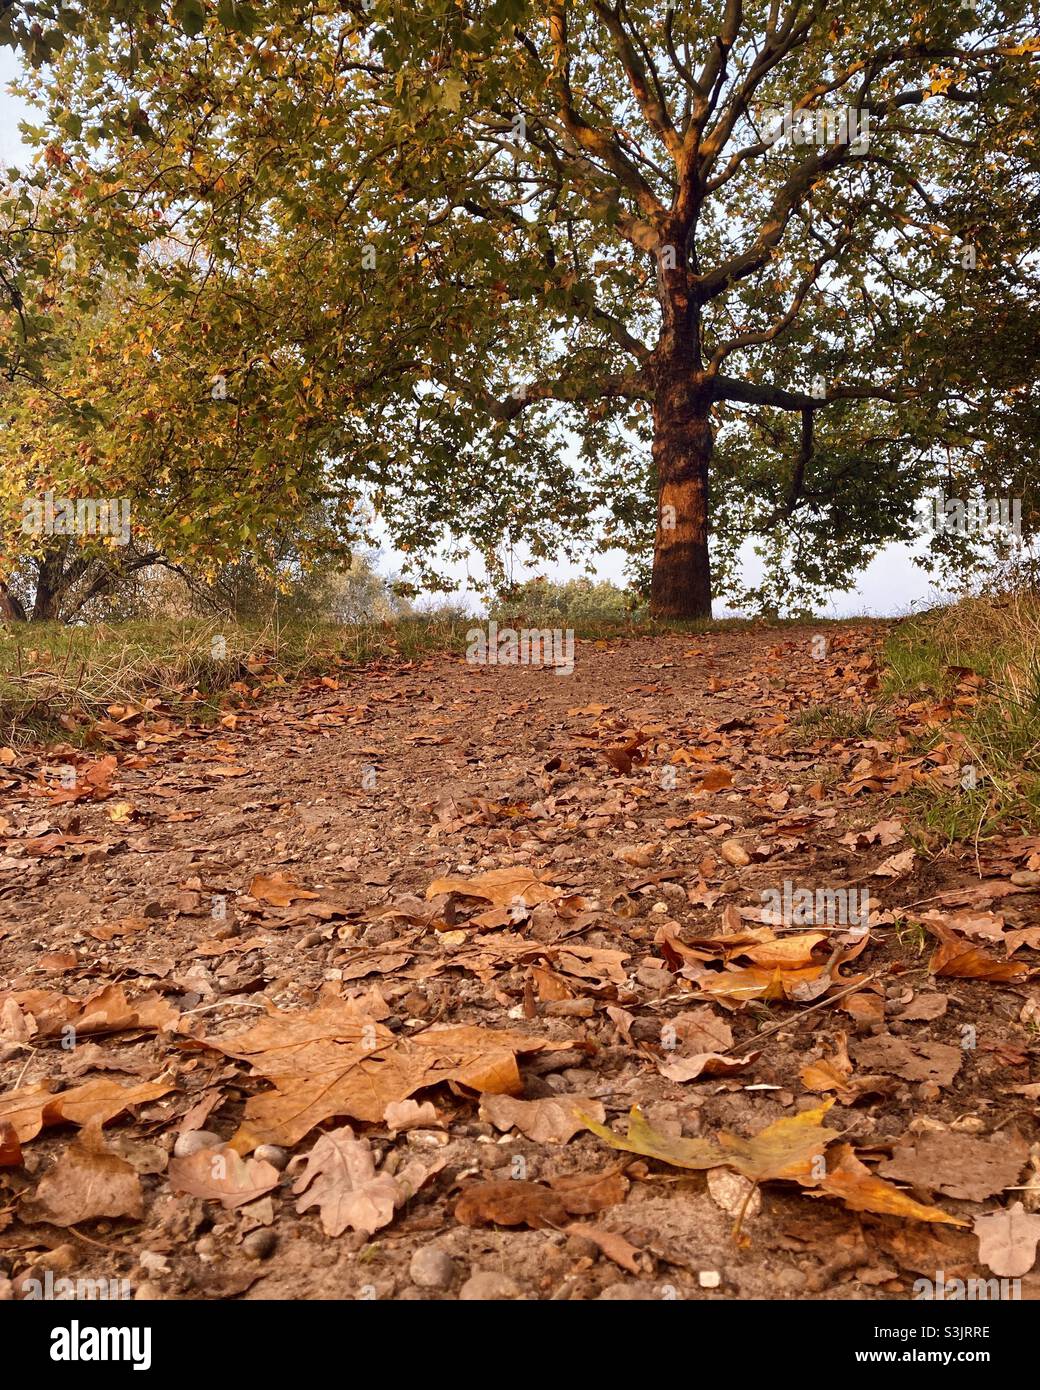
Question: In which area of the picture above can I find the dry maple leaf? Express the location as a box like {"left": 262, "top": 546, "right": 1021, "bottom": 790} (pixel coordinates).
{"left": 248, "top": 872, "right": 320, "bottom": 907}
{"left": 200, "top": 998, "right": 573, "bottom": 1147}
{"left": 927, "top": 929, "right": 1029, "bottom": 981}
{"left": 879, "top": 1131, "right": 1029, "bottom": 1203}
{"left": 22, "top": 1122, "right": 143, "bottom": 1228}
{"left": 813, "top": 1145, "right": 967, "bottom": 1227}
{"left": 168, "top": 1144, "right": 280, "bottom": 1209}
{"left": 581, "top": 1103, "right": 839, "bottom": 1181}
{"left": 974, "top": 1202, "right": 1040, "bottom": 1277}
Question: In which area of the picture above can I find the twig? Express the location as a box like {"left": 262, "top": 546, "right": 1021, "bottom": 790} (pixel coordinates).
{"left": 720, "top": 970, "right": 885, "bottom": 1056}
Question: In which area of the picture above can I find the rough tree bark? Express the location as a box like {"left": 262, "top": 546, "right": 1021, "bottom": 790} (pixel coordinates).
{"left": 649, "top": 364, "right": 713, "bottom": 620}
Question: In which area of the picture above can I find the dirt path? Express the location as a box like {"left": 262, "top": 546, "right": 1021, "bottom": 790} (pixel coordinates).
{"left": 2, "top": 625, "right": 1038, "bottom": 1301}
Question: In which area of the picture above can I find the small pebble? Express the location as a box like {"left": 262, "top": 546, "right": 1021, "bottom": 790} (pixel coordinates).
{"left": 459, "top": 1270, "right": 522, "bottom": 1300}
{"left": 253, "top": 1145, "right": 289, "bottom": 1171}
{"left": 698, "top": 1270, "right": 722, "bottom": 1289}
{"left": 173, "top": 1130, "right": 224, "bottom": 1158}
{"left": 408, "top": 1246, "right": 456, "bottom": 1290}
{"left": 243, "top": 1230, "right": 277, "bottom": 1261}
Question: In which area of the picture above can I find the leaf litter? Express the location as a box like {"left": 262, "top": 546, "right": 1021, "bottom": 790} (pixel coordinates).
{"left": 1, "top": 626, "right": 1039, "bottom": 1300}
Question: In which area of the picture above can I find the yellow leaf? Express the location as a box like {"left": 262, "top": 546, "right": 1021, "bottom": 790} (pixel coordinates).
{"left": 814, "top": 1145, "right": 969, "bottom": 1226}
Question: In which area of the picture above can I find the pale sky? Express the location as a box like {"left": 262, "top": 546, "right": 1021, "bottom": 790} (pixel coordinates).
{"left": 0, "top": 47, "right": 950, "bottom": 618}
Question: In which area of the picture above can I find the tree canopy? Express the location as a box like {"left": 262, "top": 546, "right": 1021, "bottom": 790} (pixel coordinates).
{"left": 2, "top": 1, "right": 1039, "bottom": 615}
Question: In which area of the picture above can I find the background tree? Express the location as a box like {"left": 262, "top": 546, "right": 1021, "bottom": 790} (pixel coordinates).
{"left": 7, "top": 0, "right": 1040, "bottom": 616}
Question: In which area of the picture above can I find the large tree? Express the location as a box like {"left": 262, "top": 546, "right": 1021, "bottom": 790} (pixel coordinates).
{"left": 7, "top": 1, "right": 1040, "bottom": 615}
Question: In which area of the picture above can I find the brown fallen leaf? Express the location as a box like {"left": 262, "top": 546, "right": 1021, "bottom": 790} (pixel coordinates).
{"left": 696, "top": 767, "right": 734, "bottom": 793}
{"left": 735, "top": 934, "right": 829, "bottom": 969}
{"left": 873, "top": 848, "right": 916, "bottom": 878}
{"left": 248, "top": 871, "right": 320, "bottom": 907}
{"left": 665, "top": 1007, "right": 733, "bottom": 1054}
{"left": 925, "top": 925, "right": 1030, "bottom": 981}
{"left": 974, "top": 1203, "right": 1040, "bottom": 1276}
{"left": 921, "top": 909, "right": 1006, "bottom": 943}
{"left": 687, "top": 962, "right": 832, "bottom": 1007}
{"left": 22, "top": 1123, "right": 143, "bottom": 1227}
{"left": 87, "top": 917, "right": 147, "bottom": 942}
{"left": 549, "top": 1165, "right": 629, "bottom": 1215}
{"left": 0, "top": 984, "right": 180, "bottom": 1041}
{"left": 38, "top": 951, "right": 78, "bottom": 973}
{"left": 168, "top": 1144, "right": 280, "bottom": 1209}
{"left": 425, "top": 866, "right": 562, "bottom": 908}
{"left": 200, "top": 998, "right": 573, "bottom": 1147}
{"left": 658, "top": 1050, "right": 760, "bottom": 1083}
{"left": 0, "top": 1119, "right": 22, "bottom": 1167}
{"left": 292, "top": 1126, "right": 403, "bottom": 1237}
{"left": 814, "top": 1145, "right": 967, "bottom": 1227}
{"left": 1005, "top": 927, "right": 1040, "bottom": 956}
{"left": 851, "top": 1036, "right": 962, "bottom": 1087}
{"left": 479, "top": 1093, "right": 605, "bottom": 1144}
{"left": 196, "top": 935, "right": 269, "bottom": 958}
{"left": 879, "top": 1131, "right": 1029, "bottom": 1203}
{"left": 383, "top": 1100, "right": 441, "bottom": 1132}
{"left": 454, "top": 1179, "right": 568, "bottom": 1230}
{"left": 801, "top": 1035, "right": 856, "bottom": 1102}
{"left": 564, "top": 1222, "right": 646, "bottom": 1273}
{"left": 894, "top": 992, "right": 948, "bottom": 1022}
{"left": 0, "top": 1078, "right": 172, "bottom": 1144}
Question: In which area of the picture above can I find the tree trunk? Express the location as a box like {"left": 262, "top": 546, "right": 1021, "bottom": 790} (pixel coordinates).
{"left": 649, "top": 369, "right": 712, "bottom": 620}
{"left": 0, "top": 582, "right": 27, "bottom": 622}
{"left": 31, "top": 548, "right": 66, "bottom": 622}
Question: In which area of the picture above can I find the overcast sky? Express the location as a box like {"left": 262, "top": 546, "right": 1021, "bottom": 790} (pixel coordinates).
{"left": 0, "top": 47, "right": 952, "bottom": 618}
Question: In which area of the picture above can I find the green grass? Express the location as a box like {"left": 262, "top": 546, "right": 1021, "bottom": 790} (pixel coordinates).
{"left": 0, "top": 614, "right": 476, "bottom": 745}
{"left": 0, "top": 611, "right": 871, "bottom": 747}
{"left": 882, "top": 593, "right": 1040, "bottom": 837}
{"left": 792, "top": 702, "right": 894, "bottom": 741}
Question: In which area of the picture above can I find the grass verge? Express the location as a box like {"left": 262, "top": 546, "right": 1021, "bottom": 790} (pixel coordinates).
{"left": 882, "top": 592, "right": 1040, "bottom": 837}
